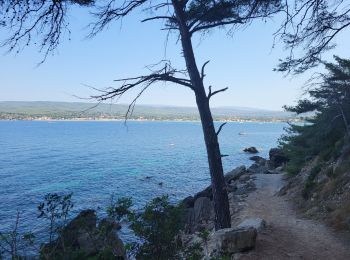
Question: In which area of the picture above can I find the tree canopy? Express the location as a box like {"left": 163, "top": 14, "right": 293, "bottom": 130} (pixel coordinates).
{"left": 1, "top": 0, "right": 281, "bottom": 60}
{"left": 277, "top": 0, "right": 350, "bottom": 74}
{"left": 281, "top": 56, "right": 350, "bottom": 174}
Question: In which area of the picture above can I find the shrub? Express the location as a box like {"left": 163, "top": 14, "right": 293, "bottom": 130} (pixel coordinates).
{"left": 302, "top": 164, "right": 322, "bottom": 199}
{"left": 108, "top": 195, "right": 185, "bottom": 260}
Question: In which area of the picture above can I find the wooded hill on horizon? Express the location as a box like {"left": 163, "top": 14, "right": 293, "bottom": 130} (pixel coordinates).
{"left": 0, "top": 101, "right": 299, "bottom": 121}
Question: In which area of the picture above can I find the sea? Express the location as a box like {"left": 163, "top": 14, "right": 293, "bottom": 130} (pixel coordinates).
{"left": 0, "top": 120, "right": 286, "bottom": 243}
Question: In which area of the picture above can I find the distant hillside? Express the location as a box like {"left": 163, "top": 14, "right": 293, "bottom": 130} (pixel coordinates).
{"left": 0, "top": 101, "right": 299, "bottom": 121}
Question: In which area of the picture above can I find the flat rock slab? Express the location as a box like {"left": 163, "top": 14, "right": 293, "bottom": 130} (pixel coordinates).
{"left": 237, "top": 218, "right": 266, "bottom": 231}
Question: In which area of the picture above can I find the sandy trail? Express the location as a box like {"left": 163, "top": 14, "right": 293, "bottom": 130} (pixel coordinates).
{"left": 235, "top": 174, "right": 350, "bottom": 260}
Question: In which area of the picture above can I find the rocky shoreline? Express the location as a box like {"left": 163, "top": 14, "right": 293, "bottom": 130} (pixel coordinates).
{"left": 179, "top": 148, "right": 288, "bottom": 258}
{"left": 45, "top": 148, "right": 288, "bottom": 259}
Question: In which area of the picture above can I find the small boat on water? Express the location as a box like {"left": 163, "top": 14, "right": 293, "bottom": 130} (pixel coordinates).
{"left": 238, "top": 132, "right": 247, "bottom": 135}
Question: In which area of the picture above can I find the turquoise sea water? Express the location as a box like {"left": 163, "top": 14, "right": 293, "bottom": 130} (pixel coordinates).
{"left": 0, "top": 121, "right": 285, "bottom": 238}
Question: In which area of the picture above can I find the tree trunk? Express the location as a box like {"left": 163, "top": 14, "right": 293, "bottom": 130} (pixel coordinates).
{"left": 172, "top": 1, "right": 231, "bottom": 230}
{"left": 194, "top": 88, "right": 232, "bottom": 230}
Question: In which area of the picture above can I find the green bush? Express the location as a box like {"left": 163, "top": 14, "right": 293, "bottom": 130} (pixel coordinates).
{"left": 302, "top": 164, "right": 322, "bottom": 199}
{"left": 108, "top": 195, "right": 185, "bottom": 260}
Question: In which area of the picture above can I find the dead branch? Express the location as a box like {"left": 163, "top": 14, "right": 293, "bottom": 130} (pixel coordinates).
{"left": 141, "top": 16, "right": 177, "bottom": 23}
{"left": 216, "top": 122, "right": 227, "bottom": 136}
{"left": 208, "top": 86, "right": 229, "bottom": 100}
{"left": 90, "top": 62, "right": 193, "bottom": 119}
{"left": 201, "top": 60, "right": 210, "bottom": 81}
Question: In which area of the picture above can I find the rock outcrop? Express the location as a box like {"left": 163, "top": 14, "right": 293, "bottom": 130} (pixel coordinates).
{"left": 207, "top": 227, "right": 257, "bottom": 257}
{"left": 243, "top": 147, "right": 259, "bottom": 154}
{"left": 40, "top": 209, "right": 125, "bottom": 259}
{"left": 183, "top": 165, "right": 257, "bottom": 233}
{"left": 269, "top": 148, "right": 289, "bottom": 168}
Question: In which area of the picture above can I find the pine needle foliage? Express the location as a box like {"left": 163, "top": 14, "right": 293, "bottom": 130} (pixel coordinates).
{"left": 280, "top": 56, "right": 350, "bottom": 174}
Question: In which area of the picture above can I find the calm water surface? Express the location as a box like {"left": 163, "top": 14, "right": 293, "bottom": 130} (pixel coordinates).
{"left": 0, "top": 121, "right": 285, "bottom": 239}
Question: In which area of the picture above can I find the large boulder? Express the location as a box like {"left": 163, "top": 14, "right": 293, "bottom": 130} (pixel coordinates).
{"left": 40, "top": 210, "right": 125, "bottom": 259}
{"left": 193, "top": 197, "right": 215, "bottom": 223}
{"left": 249, "top": 156, "right": 266, "bottom": 165}
{"left": 243, "top": 147, "right": 259, "bottom": 154}
{"left": 269, "top": 148, "right": 289, "bottom": 168}
{"left": 207, "top": 227, "right": 257, "bottom": 257}
{"left": 185, "top": 197, "right": 215, "bottom": 233}
{"left": 237, "top": 218, "right": 266, "bottom": 232}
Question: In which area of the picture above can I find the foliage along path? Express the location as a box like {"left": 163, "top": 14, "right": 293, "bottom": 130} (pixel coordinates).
{"left": 234, "top": 174, "right": 350, "bottom": 260}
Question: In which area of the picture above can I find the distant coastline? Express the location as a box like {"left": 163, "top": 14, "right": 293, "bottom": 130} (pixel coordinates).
{"left": 0, "top": 101, "right": 306, "bottom": 123}
{"left": 0, "top": 117, "right": 302, "bottom": 123}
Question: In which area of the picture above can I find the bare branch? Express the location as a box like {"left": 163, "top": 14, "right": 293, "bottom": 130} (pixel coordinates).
{"left": 216, "top": 122, "right": 227, "bottom": 136}
{"left": 89, "top": 0, "right": 148, "bottom": 37}
{"left": 90, "top": 62, "right": 193, "bottom": 119}
{"left": 141, "top": 16, "right": 176, "bottom": 23}
{"left": 276, "top": 0, "right": 350, "bottom": 73}
{"left": 201, "top": 60, "right": 210, "bottom": 80}
{"left": 208, "top": 87, "right": 229, "bottom": 100}
{"left": 0, "top": 0, "right": 93, "bottom": 61}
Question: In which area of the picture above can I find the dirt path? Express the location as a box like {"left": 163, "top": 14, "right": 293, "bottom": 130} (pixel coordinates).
{"left": 234, "top": 173, "right": 350, "bottom": 260}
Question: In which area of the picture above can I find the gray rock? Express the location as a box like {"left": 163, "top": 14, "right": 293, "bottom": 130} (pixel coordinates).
{"left": 243, "top": 147, "right": 259, "bottom": 154}
{"left": 194, "top": 197, "right": 214, "bottom": 223}
{"left": 191, "top": 166, "right": 247, "bottom": 202}
{"left": 234, "top": 182, "right": 255, "bottom": 195}
{"left": 237, "top": 218, "right": 266, "bottom": 231}
{"left": 227, "top": 183, "right": 238, "bottom": 193}
{"left": 269, "top": 148, "right": 289, "bottom": 168}
{"left": 193, "top": 185, "right": 212, "bottom": 201}
{"left": 225, "top": 166, "right": 246, "bottom": 183}
{"left": 249, "top": 156, "right": 266, "bottom": 165}
{"left": 184, "top": 197, "right": 215, "bottom": 233}
{"left": 208, "top": 227, "right": 257, "bottom": 257}
{"left": 247, "top": 163, "right": 269, "bottom": 174}
{"left": 182, "top": 196, "right": 195, "bottom": 208}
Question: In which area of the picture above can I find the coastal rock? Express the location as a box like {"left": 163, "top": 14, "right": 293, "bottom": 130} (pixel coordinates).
{"left": 243, "top": 147, "right": 259, "bottom": 154}
{"left": 225, "top": 166, "right": 247, "bottom": 183}
{"left": 184, "top": 197, "right": 215, "bottom": 233}
{"left": 249, "top": 156, "right": 266, "bottom": 165}
{"left": 194, "top": 197, "right": 214, "bottom": 223}
{"left": 247, "top": 163, "right": 269, "bottom": 174}
{"left": 207, "top": 227, "right": 257, "bottom": 257}
{"left": 234, "top": 180, "right": 256, "bottom": 195}
{"left": 191, "top": 166, "right": 248, "bottom": 202}
{"left": 40, "top": 210, "right": 125, "bottom": 259}
{"left": 237, "top": 218, "right": 266, "bottom": 231}
{"left": 183, "top": 196, "right": 195, "bottom": 208}
{"left": 193, "top": 186, "right": 212, "bottom": 201}
{"left": 269, "top": 148, "right": 289, "bottom": 168}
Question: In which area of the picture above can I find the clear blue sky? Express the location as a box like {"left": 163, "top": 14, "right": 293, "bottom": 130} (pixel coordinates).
{"left": 0, "top": 6, "right": 349, "bottom": 110}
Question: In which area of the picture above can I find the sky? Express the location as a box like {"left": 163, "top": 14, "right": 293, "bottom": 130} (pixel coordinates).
{"left": 0, "top": 5, "right": 349, "bottom": 110}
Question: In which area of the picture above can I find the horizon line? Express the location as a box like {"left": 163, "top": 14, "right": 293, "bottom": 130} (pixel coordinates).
{"left": 0, "top": 100, "right": 286, "bottom": 112}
